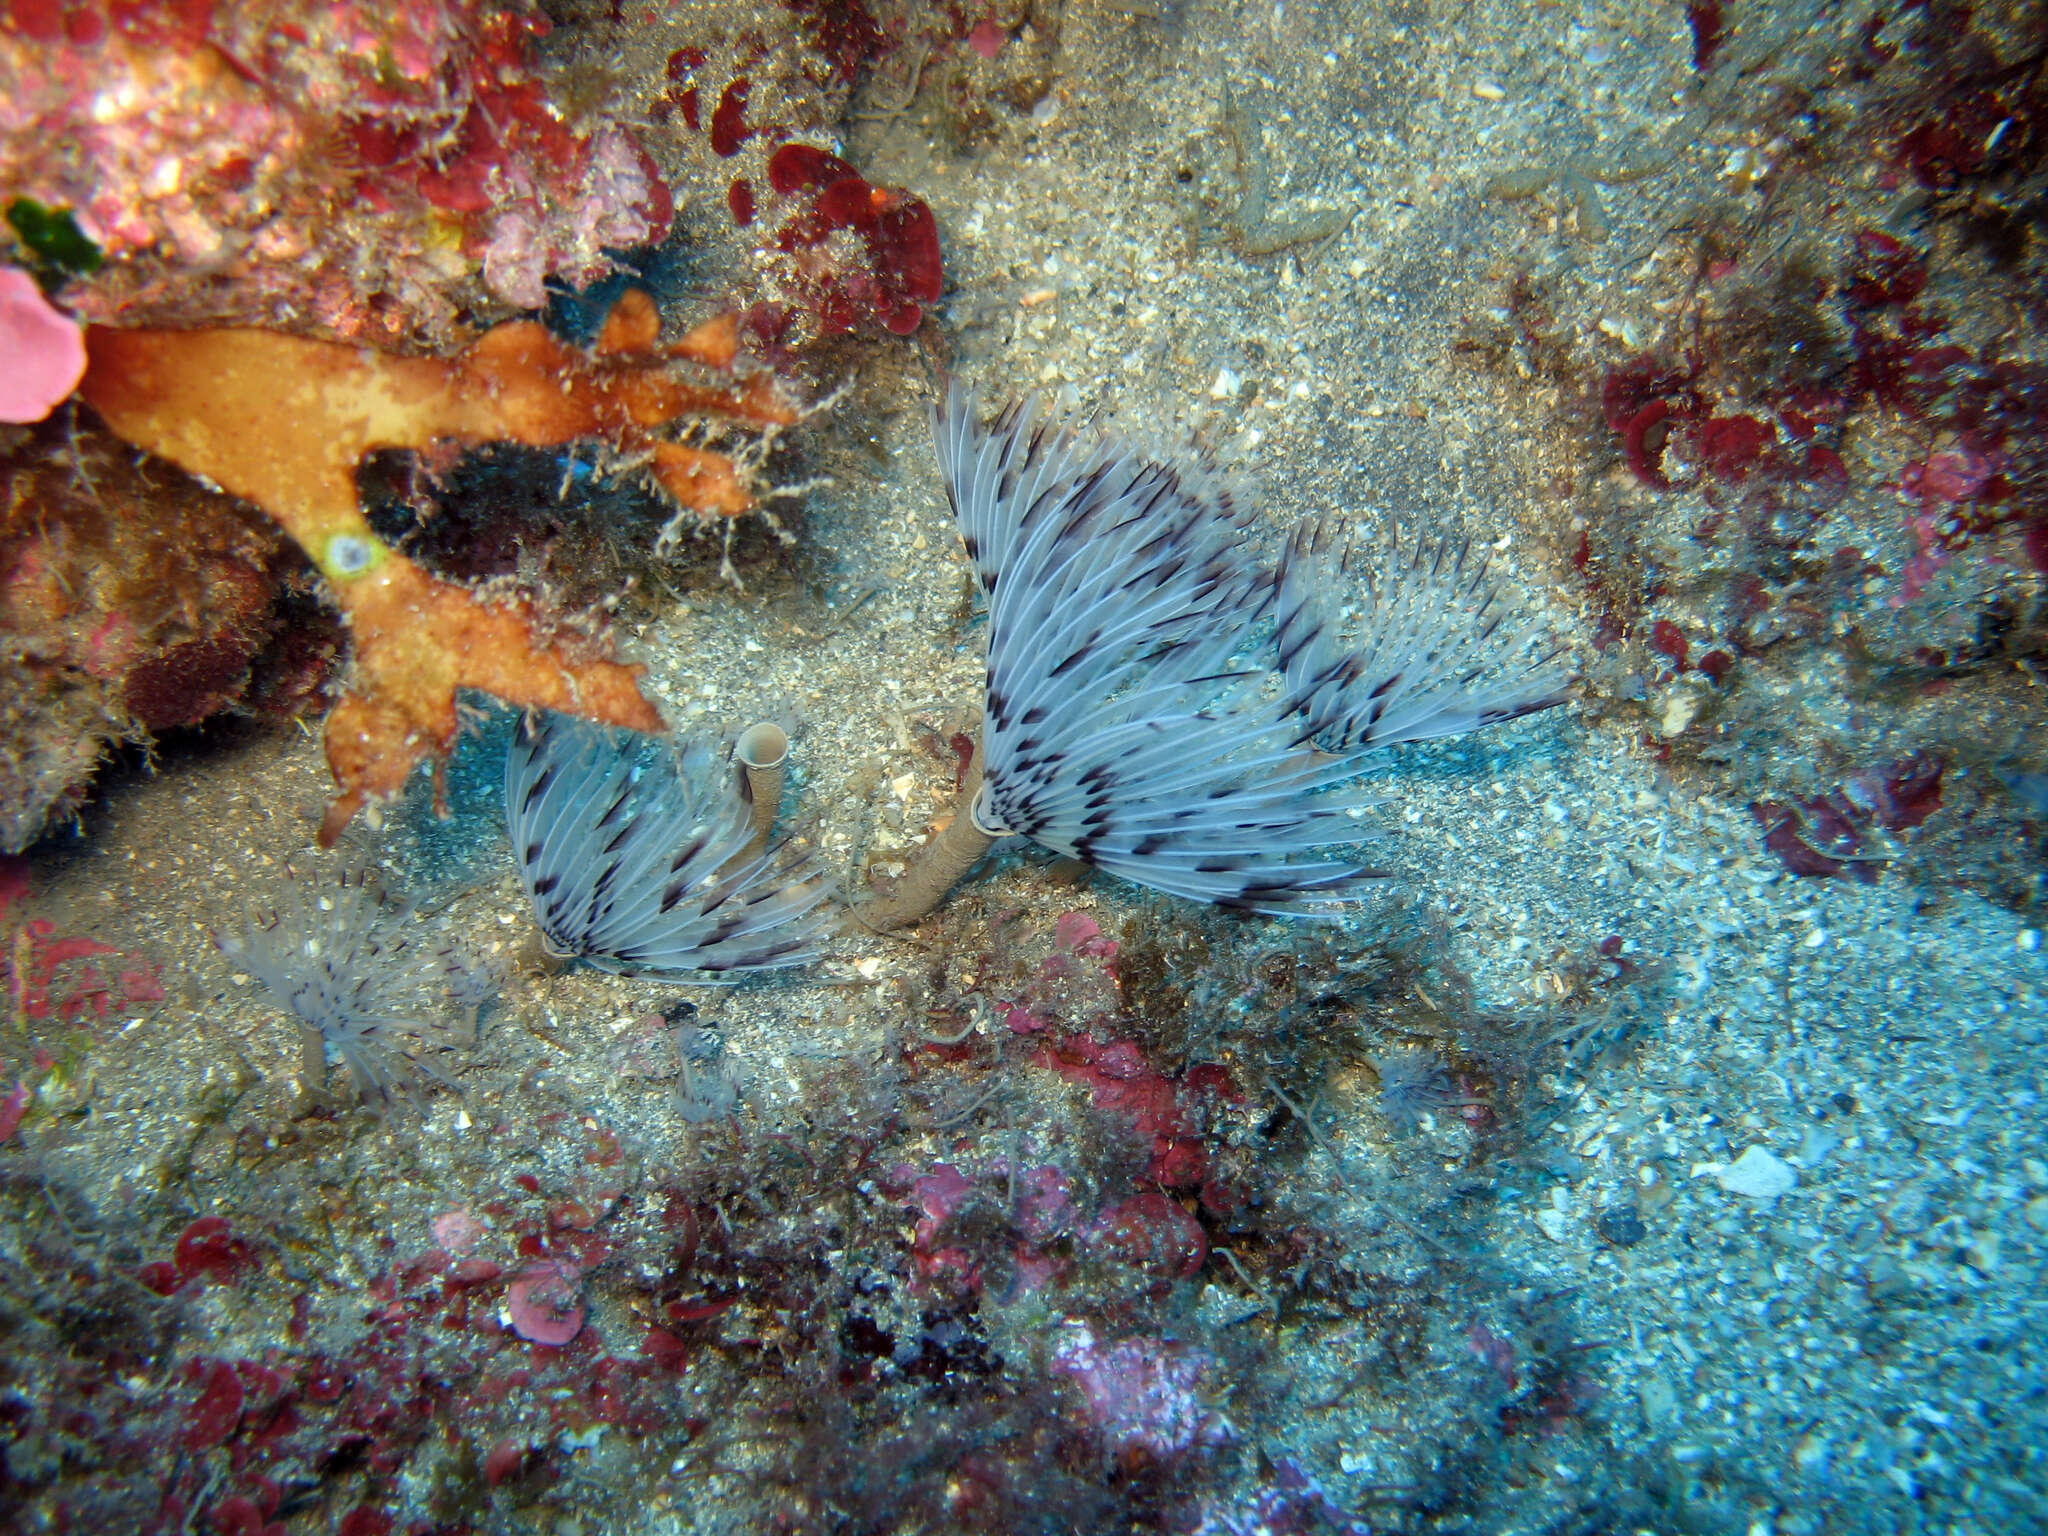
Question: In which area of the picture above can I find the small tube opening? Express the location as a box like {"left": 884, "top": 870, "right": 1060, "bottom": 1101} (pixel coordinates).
{"left": 734, "top": 722, "right": 790, "bottom": 860}
{"left": 967, "top": 782, "right": 1013, "bottom": 838}
{"left": 735, "top": 721, "right": 790, "bottom": 773}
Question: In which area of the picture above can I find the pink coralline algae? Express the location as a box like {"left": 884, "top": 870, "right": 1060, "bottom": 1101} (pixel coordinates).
{"left": 505, "top": 1258, "right": 587, "bottom": 1346}
{"left": 432, "top": 1206, "right": 487, "bottom": 1256}
{"left": 1893, "top": 437, "right": 2010, "bottom": 604}
{"left": 1904, "top": 445, "right": 2001, "bottom": 507}
{"left": 0, "top": 1081, "right": 28, "bottom": 1143}
{"left": 1049, "top": 1320, "right": 1234, "bottom": 1466}
{"left": 1034, "top": 1030, "right": 1236, "bottom": 1192}
{"left": 1087, "top": 1191, "right": 1207, "bottom": 1281}
{"left": 1013, "top": 1164, "right": 1077, "bottom": 1245}
{"left": 342, "top": 9, "right": 673, "bottom": 310}
{"left": 1052, "top": 909, "right": 1118, "bottom": 960}
{"left": 1467, "top": 1319, "right": 1519, "bottom": 1389}
{"left": 0, "top": 2, "right": 672, "bottom": 333}
{"left": 1189, "top": 1455, "right": 1374, "bottom": 1536}
{"left": 894, "top": 1161, "right": 984, "bottom": 1293}
{"left": 967, "top": 18, "right": 1008, "bottom": 59}
{"left": 472, "top": 124, "right": 671, "bottom": 310}
{"left": 0, "top": 268, "right": 85, "bottom": 422}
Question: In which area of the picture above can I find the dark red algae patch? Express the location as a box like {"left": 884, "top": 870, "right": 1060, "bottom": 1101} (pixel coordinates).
{"left": 1581, "top": 206, "right": 2046, "bottom": 666}
{"left": 1600, "top": 355, "right": 1696, "bottom": 488}
{"left": 1845, "top": 752, "right": 1947, "bottom": 832}
{"left": 1753, "top": 754, "right": 1946, "bottom": 882}
{"left": 709, "top": 77, "right": 753, "bottom": 157}
{"left": 649, "top": 59, "right": 945, "bottom": 347}
{"left": 1846, "top": 229, "right": 1927, "bottom": 310}
{"left": 2025, "top": 517, "right": 2048, "bottom": 574}
{"left": 1695, "top": 413, "right": 1773, "bottom": 481}
{"left": 1088, "top": 1191, "right": 1207, "bottom": 1282}
{"left": 1755, "top": 800, "right": 1870, "bottom": 881}
{"left": 726, "top": 175, "right": 756, "bottom": 226}
{"left": 1687, "top": 0, "right": 1724, "bottom": 71}
{"left": 763, "top": 142, "right": 943, "bottom": 335}
{"left": 784, "top": 0, "right": 891, "bottom": 84}
{"left": 141, "top": 1216, "right": 259, "bottom": 1294}
{"left": 180, "top": 1359, "right": 246, "bottom": 1451}
{"left": 174, "top": 1215, "right": 258, "bottom": 1283}
{"left": 1598, "top": 350, "right": 1856, "bottom": 499}
{"left": 1649, "top": 619, "right": 1689, "bottom": 672}
{"left": 6, "top": 911, "right": 166, "bottom": 1023}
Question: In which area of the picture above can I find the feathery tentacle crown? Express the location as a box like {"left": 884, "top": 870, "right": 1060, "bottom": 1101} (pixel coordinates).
{"left": 215, "top": 871, "right": 472, "bottom": 1118}
{"left": 916, "top": 384, "right": 1570, "bottom": 919}
{"left": 932, "top": 386, "right": 1391, "bottom": 915}
{"left": 1273, "top": 518, "right": 1569, "bottom": 753}
{"left": 505, "top": 711, "right": 834, "bottom": 976}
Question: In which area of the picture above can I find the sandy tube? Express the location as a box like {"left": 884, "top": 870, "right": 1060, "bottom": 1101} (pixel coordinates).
{"left": 850, "top": 749, "right": 1012, "bottom": 934}
{"left": 520, "top": 928, "right": 575, "bottom": 974}
{"left": 734, "top": 722, "right": 789, "bottom": 859}
{"left": 296, "top": 1022, "right": 330, "bottom": 1100}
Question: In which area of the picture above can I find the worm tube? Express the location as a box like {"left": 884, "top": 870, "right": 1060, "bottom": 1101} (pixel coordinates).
{"left": 734, "top": 721, "right": 790, "bottom": 861}
{"left": 850, "top": 744, "right": 1012, "bottom": 934}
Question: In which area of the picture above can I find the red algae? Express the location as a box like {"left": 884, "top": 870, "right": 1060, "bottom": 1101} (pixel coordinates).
{"left": 1753, "top": 755, "right": 1946, "bottom": 882}
{"left": 1088, "top": 1192, "right": 1207, "bottom": 1281}
{"left": 786, "top": 0, "right": 890, "bottom": 82}
{"left": 709, "top": 77, "right": 754, "bottom": 157}
{"left": 1686, "top": 0, "right": 1723, "bottom": 71}
{"left": 1649, "top": 620, "right": 1690, "bottom": 672}
{"left": 9, "top": 6, "right": 2044, "bottom": 1534}
{"left": 173, "top": 1216, "right": 257, "bottom": 1284}
{"left": 762, "top": 141, "right": 944, "bottom": 335}
{"left": 1, "top": 1, "right": 673, "bottom": 330}
{"left": 1696, "top": 414, "right": 1774, "bottom": 482}
{"left": 181, "top": 1359, "right": 246, "bottom": 1451}
{"left": 506, "top": 1259, "right": 587, "bottom": 1346}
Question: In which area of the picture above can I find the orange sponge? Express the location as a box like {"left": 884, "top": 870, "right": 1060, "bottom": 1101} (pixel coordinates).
{"left": 79, "top": 294, "right": 793, "bottom": 841}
